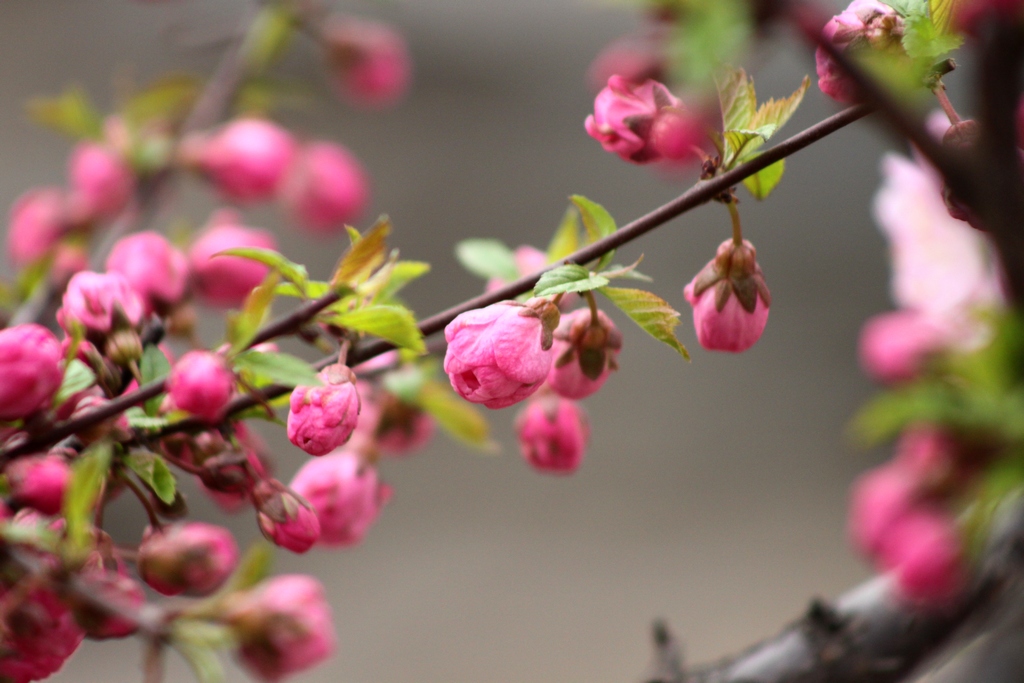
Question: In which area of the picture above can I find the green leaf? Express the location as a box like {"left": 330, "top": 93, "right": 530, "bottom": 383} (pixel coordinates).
{"left": 599, "top": 287, "right": 690, "bottom": 360}
{"left": 215, "top": 248, "right": 307, "bottom": 291}
{"left": 903, "top": 10, "right": 963, "bottom": 59}
{"left": 601, "top": 256, "right": 652, "bottom": 282}
{"left": 174, "top": 640, "right": 225, "bottom": 683}
{"left": 418, "top": 381, "right": 495, "bottom": 451}
{"left": 547, "top": 208, "right": 580, "bottom": 263}
{"left": 140, "top": 344, "right": 171, "bottom": 415}
{"left": 123, "top": 74, "right": 200, "bottom": 127}
{"left": 26, "top": 87, "right": 103, "bottom": 140}
{"left": 233, "top": 350, "right": 320, "bottom": 388}
{"left": 125, "top": 451, "right": 177, "bottom": 505}
{"left": 234, "top": 77, "right": 311, "bottom": 116}
{"left": 244, "top": 3, "right": 297, "bottom": 72}
{"left": 848, "top": 385, "right": 953, "bottom": 446}
{"left": 716, "top": 67, "right": 757, "bottom": 131}
{"left": 223, "top": 542, "right": 274, "bottom": 593}
{"left": 276, "top": 280, "right": 331, "bottom": 299}
{"left": 330, "top": 305, "right": 426, "bottom": 354}
{"left": 332, "top": 218, "right": 390, "bottom": 287}
{"left": 930, "top": 0, "right": 964, "bottom": 34}
{"left": 376, "top": 261, "right": 431, "bottom": 303}
{"left": 124, "top": 407, "right": 171, "bottom": 431}
{"left": 570, "top": 195, "right": 617, "bottom": 270}
{"left": 382, "top": 364, "right": 427, "bottom": 404}
{"left": 748, "top": 76, "right": 809, "bottom": 136}
{"left": 227, "top": 272, "right": 279, "bottom": 356}
{"left": 54, "top": 359, "right": 96, "bottom": 407}
{"left": 63, "top": 441, "right": 112, "bottom": 552}
{"left": 669, "top": 0, "right": 751, "bottom": 86}
{"left": 723, "top": 125, "right": 777, "bottom": 166}
{"left": 455, "top": 239, "right": 520, "bottom": 282}
{"left": 879, "top": 0, "right": 928, "bottom": 15}
{"left": 742, "top": 158, "right": 786, "bottom": 200}
{"left": 533, "top": 265, "right": 610, "bottom": 298}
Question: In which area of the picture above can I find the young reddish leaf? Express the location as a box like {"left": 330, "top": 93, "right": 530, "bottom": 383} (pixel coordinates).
{"left": 599, "top": 286, "right": 690, "bottom": 360}
{"left": 332, "top": 217, "right": 391, "bottom": 287}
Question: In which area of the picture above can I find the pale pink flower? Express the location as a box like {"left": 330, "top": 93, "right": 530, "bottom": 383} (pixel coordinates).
{"left": 195, "top": 118, "right": 296, "bottom": 203}
{"left": 138, "top": 522, "right": 239, "bottom": 596}
{"left": 68, "top": 142, "right": 134, "bottom": 219}
{"left": 0, "top": 324, "right": 63, "bottom": 420}
{"left": 515, "top": 396, "right": 589, "bottom": 474}
{"left": 105, "top": 231, "right": 189, "bottom": 314}
{"left": 280, "top": 142, "right": 370, "bottom": 234}
{"left": 167, "top": 351, "right": 235, "bottom": 422}
{"left": 58, "top": 271, "right": 145, "bottom": 335}
{"left": 7, "top": 188, "right": 68, "bottom": 267}
{"left": 290, "top": 450, "right": 391, "bottom": 547}
{"left": 188, "top": 210, "right": 277, "bottom": 308}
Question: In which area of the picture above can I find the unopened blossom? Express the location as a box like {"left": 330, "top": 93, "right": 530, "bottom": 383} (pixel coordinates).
{"left": 280, "top": 142, "right": 370, "bottom": 234}
{"left": 226, "top": 574, "right": 336, "bottom": 682}
{"left": 290, "top": 450, "right": 391, "bottom": 547}
{"left": 848, "top": 464, "right": 917, "bottom": 556}
{"left": 0, "top": 324, "right": 64, "bottom": 420}
{"left": 287, "top": 365, "right": 361, "bottom": 456}
{"left": 362, "top": 394, "right": 435, "bottom": 456}
{"left": 7, "top": 188, "right": 68, "bottom": 267}
{"left": 324, "top": 16, "right": 412, "bottom": 108}
{"left": 816, "top": 0, "right": 904, "bottom": 103}
{"left": 105, "top": 231, "right": 189, "bottom": 314}
{"left": 7, "top": 455, "right": 71, "bottom": 517}
{"left": 684, "top": 238, "right": 771, "bottom": 353}
{"left": 547, "top": 308, "right": 622, "bottom": 399}
{"left": 58, "top": 271, "right": 145, "bottom": 336}
{"left": 879, "top": 509, "right": 964, "bottom": 605}
{"left": 515, "top": 395, "right": 590, "bottom": 474}
{"left": 254, "top": 480, "right": 322, "bottom": 554}
{"left": 192, "top": 118, "right": 296, "bottom": 203}
{"left": 444, "top": 299, "right": 560, "bottom": 409}
{"left": 585, "top": 76, "right": 703, "bottom": 163}
{"left": 858, "top": 310, "right": 955, "bottom": 384}
{"left": 586, "top": 31, "right": 667, "bottom": 92}
{"left": 893, "top": 427, "right": 966, "bottom": 492}
{"left": 138, "top": 522, "right": 239, "bottom": 596}
{"left": 0, "top": 585, "right": 84, "bottom": 683}
{"left": 167, "top": 351, "right": 235, "bottom": 423}
{"left": 73, "top": 566, "right": 146, "bottom": 639}
{"left": 68, "top": 141, "right": 134, "bottom": 220}
{"left": 188, "top": 210, "right": 278, "bottom": 308}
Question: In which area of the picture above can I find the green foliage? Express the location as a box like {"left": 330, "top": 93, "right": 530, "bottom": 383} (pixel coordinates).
{"left": 63, "top": 441, "right": 112, "bottom": 553}
{"left": 223, "top": 542, "right": 274, "bottom": 593}
{"left": 332, "top": 218, "right": 391, "bottom": 287}
{"left": 668, "top": 0, "right": 751, "bottom": 86}
{"left": 418, "top": 380, "right": 495, "bottom": 450}
{"left": 235, "top": 77, "right": 311, "bottom": 116}
{"left": 375, "top": 261, "right": 431, "bottom": 303}
{"left": 216, "top": 247, "right": 308, "bottom": 292}
{"left": 124, "top": 451, "right": 177, "bottom": 505}
{"left": 570, "top": 195, "right": 617, "bottom": 271}
{"left": 26, "top": 87, "right": 103, "bottom": 140}
{"left": 328, "top": 305, "right": 426, "bottom": 354}
{"left": 533, "top": 265, "right": 610, "bottom": 298}
{"left": 742, "top": 158, "right": 786, "bottom": 200}
{"left": 903, "top": 10, "right": 963, "bottom": 60}
{"left": 244, "top": 3, "right": 298, "bottom": 72}
{"left": 547, "top": 208, "right": 581, "bottom": 263}
{"left": 173, "top": 636, "right": 227, "bottom": 683}
{"left": 233, "top": 349, "right": 321, "bottom": 388}
{"left": 140, "top": 344, "right": 172, "bottom": 414}
{"left": 930, "top": 0, "right": 965, "bottom": 33}
{"left": 226, "top": 272, "right": 279, "bottom": 356}
{"left": 715, "top": 68, "right": 808, "bottom": 169}
{"left": 382, "top": 364, "right": 428, "bottom": 404}
{"left": 54, "top": 359, "right": 96, "bottom": 407}
{"left": 124, "top": 407, "right": 172, "bottom": 431}
{"left": 598, "top": 286, "right": 690, "bottom": 360}
{"left": 455, "top": 239, "right": 520, "bottom": 282}
{"left": 879, "top": 0, "right": 928, "bottom": 15}
{"left": 123, "top": 74, "right": 200, "bottom": 128}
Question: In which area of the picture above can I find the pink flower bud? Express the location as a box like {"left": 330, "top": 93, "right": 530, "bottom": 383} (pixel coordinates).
{"left": 547, "top": 308, "right": 622, "bottom": 399}
{"left": 858, "top": 310, "right": 953, "bottom": 384}
{"left": 287, "top": 365, "right": 361, "bottom": 456}
{"left": 73, "top": 566, "right": 146, "bottom": 639}
{"left": 7, "top": 188, "right": 68, "bottom": 267}
{"left": 515, "top": 395, "right": 589, "bottom": 474}
{"left": 188, "top": 210, "right": 278, "bottom": 308}
{"left": 279, "top": 142, "right": 370, "bottom": 234}
{"left": 879, "top": 509, "right": 964, "bottom": 605}
{"left": 586, "top": 31, "right": 667, "bottom": 93}
{"left": 649, "top": 108, "right": 705, "bottom": 162}
{"left": 290, "top": 450, "right": 391, "bottom": 547}
{"left": 815, "top": 0, "right": 904, "bottom": 104}
{"left": 138, "top": 522, "right": 239, "bottom": 596}
{"left": 848, "top": 464, "right": 917, "bottom": 556}
{"left": 105, "top": 231, "right": 189, "bottom": 314}
{"left": 254, "top": 480, "right": 322, "bottom": 554}
{"left": 374, "top": 402, "right": 435, "bottom": 456}
{"left": 7, "top": 454, "right": 72, "bottom": 516}
{"left": 226, "top": 574, "right": 336, "bottom": 681}
{"left": 324, "top": 17, "right": 412, "bottom": 109}
{"left": 0, "top": 324, "right": 63, "bottom": 421}
{"left": 893, "top": 427, "right": 968, "bottom": 493}
{"left": 68, "top": 142, "right": 134, "bottom": 220}
{"left": 0, "top": 585, "right": 84, "bottom": 683}
{"left": 58, "top": 271, "right": 145, "bottom": 336}
{"left": 167, "top": 351, "right": 235, "bottom": 423}
{"left": 443, "top": 299, "right": 560, "bottom": 409}
{"left": 683, "top": 239, "right": 771, "bottom": 353}
{"left": 195, "top": 118, "right": 296, "bottom": 203}
{"left": 585, "top": 76, "right": 700, "bottom": 164}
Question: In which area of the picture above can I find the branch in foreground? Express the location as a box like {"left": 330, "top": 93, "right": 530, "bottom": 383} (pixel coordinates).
{"left": 0, "top": 104, "right": 868, "bottom": 456}
{"left": 644, "top": 499, "right": 1024, "bottom": 683}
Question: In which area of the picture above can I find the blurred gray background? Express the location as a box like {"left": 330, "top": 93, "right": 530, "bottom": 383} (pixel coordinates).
{"left": 0, "top": 0, "right": 905, "bottom": 681}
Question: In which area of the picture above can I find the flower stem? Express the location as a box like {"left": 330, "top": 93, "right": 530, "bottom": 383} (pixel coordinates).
{"left": 935, "top": 85, "right": 962, "bottom": 125}
{"left": 727, "top": 201, "right": 743, "bottom": 246}
{"left": 122, "top": 472, "right": 163, "bottom": 530}
{"left": 585, "top": 290, "right": 600, "bottom": 326}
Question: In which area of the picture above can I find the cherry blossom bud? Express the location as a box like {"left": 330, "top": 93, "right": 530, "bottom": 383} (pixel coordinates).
{"left": 893, "top": 427, "right": 971, "bottom": 494}
{"left": 848, "top": 464, "right": 916, "bottom": 556}
{"left": 167, "top": 351, "right": 235, "bottom": 423}
{"left": 585, "top": 76, "right": 702, "bottom": 164}
{"left": 7, "top": 454, "right": 72, "bottom": 516}
{"left": 0, "top": 324, "right": 63, "bottom": 420}
{"left": 683, "top": 238, "right": 771, "bottom": 353}
{"left": 515, "top": 395, "right": 589, "bottom": 474}
{"left": 287, "top": 365, "right": 361, "bottom": 456}
{"left": 105, "top": 231, "right": 189, "bottom": 314}
{"left": 193, "top": 118, "right": 296, "bottom": 203}
{"left": 324, "top": 17, "right": 412, "bottom": 109}
{"left": 188, "top": 210, "right": 278, "bottom": 308}
{"left": 138, "top": 522, "right": 239, "bottom": 596}
{"left": 879, "top": 509, "right": 964, "bottom": 605}
{"left": 815, "top": 0, "right": 904, "bottom": 104}
{"left": 73, "top": 567, "right": 146, "bottom": 639}
{"left": 7, "top": 188, "right": 68, "bottom": 267}
{"left": 226, "top": 574, "right": 336, "bottom": 681}
{"left": 547, "top": 308, "right": 622, "bottom": 399}
{"left": 373, "top": 399, "right": 435, "bottom": 456}
{"left": 858, "top": 310, "right": 953, "bottom": 384}
{"left": 290, "top": 450, "right": 391, "bottom": 547}
{"left": 253, "top": 480, "right": 321, "bottom": 553}
{"left": 443, "top": 299, "right": 560, "bottom": 409}
{"left": 58, "top": 271, "right": 145, "bottom": 336}
{"left": 280, "top": 142, "right": 370, "bottom": 234}
{"left": 68, "top": 142, "right": 134, "bottom": 220}
{"left": 586, "top": 31, "right": 667, "bottom": 93}
{"left": 0, "top": 585, "right": 84, "bottom": 682}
